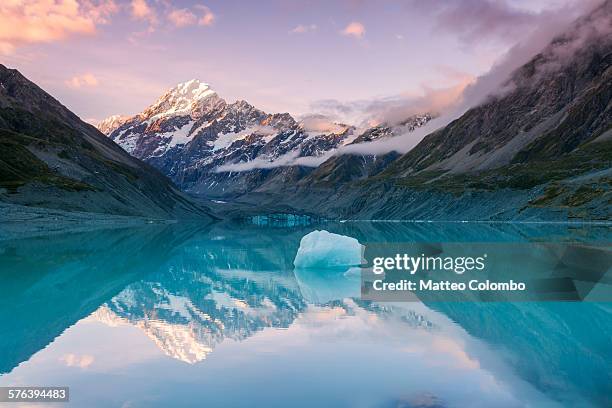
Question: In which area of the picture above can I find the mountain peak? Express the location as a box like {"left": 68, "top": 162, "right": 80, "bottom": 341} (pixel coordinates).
{"left": 142, "top": 78, "right": 220, "bottom": 120}
{"left": 174, "top": 79, "right": 215, "bottom": 100}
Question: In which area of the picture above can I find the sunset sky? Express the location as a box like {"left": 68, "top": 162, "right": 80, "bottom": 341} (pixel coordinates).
{"left": 0, "top": 0, "right": 599, "bottom": 123}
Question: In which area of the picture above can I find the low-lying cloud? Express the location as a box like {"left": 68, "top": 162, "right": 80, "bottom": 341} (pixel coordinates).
{"left": 216, "top": 149, "right": 333, "bottom": 172}
{"left": 310, "top": 76, "right": 473, "bottom": 128}
{"left": 299, "top": 114, "right": 349, "bottom": 133}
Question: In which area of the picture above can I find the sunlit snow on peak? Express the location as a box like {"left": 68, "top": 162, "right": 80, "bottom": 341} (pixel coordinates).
{"left": 144, "top": 79, "right": 218, "bottom": 121}
{"left": 175, "top": 79, "right": 216, "bottom": 100}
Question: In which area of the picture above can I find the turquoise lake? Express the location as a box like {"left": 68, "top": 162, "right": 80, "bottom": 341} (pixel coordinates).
{"left": 0, "top": 221, "right": 610, "bottom": 408}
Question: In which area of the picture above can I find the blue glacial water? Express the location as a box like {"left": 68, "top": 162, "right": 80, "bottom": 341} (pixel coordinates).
{"left": 0, "top": 221, "right": 610, "bottom": 408}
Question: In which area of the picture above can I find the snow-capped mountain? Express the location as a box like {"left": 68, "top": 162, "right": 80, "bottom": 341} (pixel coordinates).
{"left": 99, "top": 80, "right": 432, "bottom": 198}
{"left": 95, "top": 114, "right": 131, "bottom": 136}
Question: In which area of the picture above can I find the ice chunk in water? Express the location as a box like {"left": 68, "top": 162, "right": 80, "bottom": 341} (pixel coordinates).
{"left": 294, "top": 230, "right": 364, "bottom": 270}
{"left": 293, "top": 230, "right": 364, "bottom": 303}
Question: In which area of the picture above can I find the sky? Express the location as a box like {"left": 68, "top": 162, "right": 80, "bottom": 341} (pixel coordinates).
{"left": 0, "top": 0, "right": 600, "bottom": 125}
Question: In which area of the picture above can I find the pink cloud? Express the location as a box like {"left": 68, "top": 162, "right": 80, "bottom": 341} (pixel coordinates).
{"left": 66, "top": 73, "right": 99, "bottom": 88}
{"left": 0, "top": 0, "right": 117, "bottom": 54}
{"left": 131, "top": 0, "right": 157, "bottom": 25}
{"left": 341, "top": 21, "right": 365, "bottom": 39}
{"left": 168, "top": 8, "right": 197, "bottom": 27}
{"left": 195, "top": 4, "right": 215, "bottom": 26}
{"left": 167, "top": 5, "right": 215, "bottom": 28}
{"left": 86, "top": 0, "right": 118, "bottom": 24}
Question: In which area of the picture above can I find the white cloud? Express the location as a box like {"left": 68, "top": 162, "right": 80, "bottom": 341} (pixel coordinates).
{"left": 341, "top": 21, "right": 365, "bottom": 39}
{"left": 299, "top": 114, "right": 347, "bottom": 133}
{"left": 216, "top": 150, "right": 330, "bottom": 172}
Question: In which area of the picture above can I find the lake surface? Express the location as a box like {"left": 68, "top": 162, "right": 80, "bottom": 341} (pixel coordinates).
{"left": 0, "top": 221, "right": 610, "bottom": 408}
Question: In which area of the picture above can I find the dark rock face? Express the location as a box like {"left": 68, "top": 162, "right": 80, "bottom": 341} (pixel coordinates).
{"left": 101, "top": 79, "right": 432, "bottom": 199}
{"left": 0, "top": 65, "right": 215, "bottom": 220}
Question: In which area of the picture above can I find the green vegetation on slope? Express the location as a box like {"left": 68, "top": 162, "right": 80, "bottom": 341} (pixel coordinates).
{"left": 382, "top": 140, "right": 611, "bottom": 195}
{"left": 0, "top": 128, "right": 94, "bottom": 193}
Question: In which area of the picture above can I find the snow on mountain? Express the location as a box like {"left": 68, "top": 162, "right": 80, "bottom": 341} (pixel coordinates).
{"left": 95, "top": 114, "right": 132, "bottom": 136}
{"left": 211, "top": 125, "right": 277, "bottom": 151}
{"left": 142, "top": 79, "right": 218, "bottom": 121}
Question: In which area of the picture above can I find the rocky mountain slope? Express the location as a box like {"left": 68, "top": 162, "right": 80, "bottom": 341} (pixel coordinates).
{"left": 0, "top": 65, "right": 215, "bottom": 220}
{"left": 231, "top": 0, "right": 611, "bottom": 221}
{"left": 388, "top": 0, "right": 611, "bottom": 176}
{"left": 100, "top": 81, "right": 432, "bottom": 198}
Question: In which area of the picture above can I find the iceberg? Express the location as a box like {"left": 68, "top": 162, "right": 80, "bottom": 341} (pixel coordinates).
{"left": 294, "top": 230, "right": 364, "bottom": 270}
{"left": 293, "top": 230, "right": 364, "bottom": 303}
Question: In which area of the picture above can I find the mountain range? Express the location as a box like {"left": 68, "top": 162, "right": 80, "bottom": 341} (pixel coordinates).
{"left": 99, "top": 81, "right": 432, "bottom": 198}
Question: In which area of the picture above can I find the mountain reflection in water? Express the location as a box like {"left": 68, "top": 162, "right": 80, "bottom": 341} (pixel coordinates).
{"left": 0, "top": 221, "right": 610, "bottom": 408}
